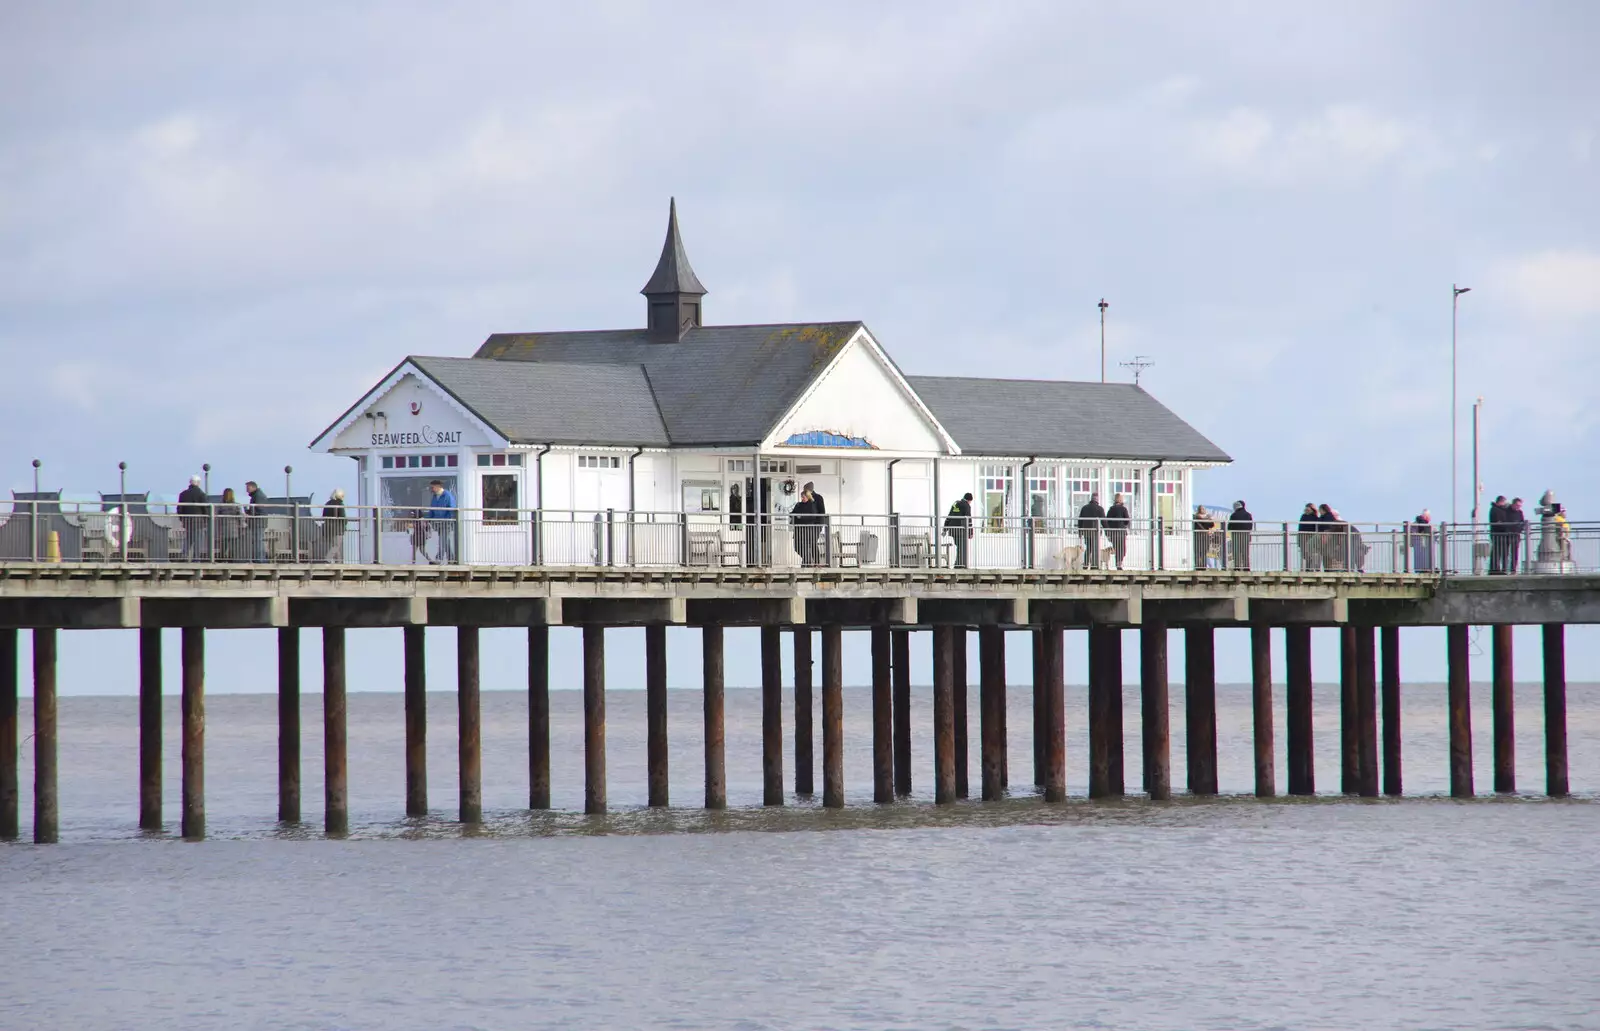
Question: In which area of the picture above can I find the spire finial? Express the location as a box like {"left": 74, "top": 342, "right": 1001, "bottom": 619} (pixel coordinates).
{"left": 642, "top": 197, "right": 707, "bottom": 340}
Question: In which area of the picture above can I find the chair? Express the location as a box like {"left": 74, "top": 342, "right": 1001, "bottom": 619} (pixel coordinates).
{"left": 897, "top": 532, "right": 929, "bottom": 567}
{"left": 832, "top": 531, "right": 861, "bottom": 568}
{"left": 688, "top": 531, "right": 743, "bottom": 568}
{"left": 81, "top": 519, "right": 111, "bottom": 562}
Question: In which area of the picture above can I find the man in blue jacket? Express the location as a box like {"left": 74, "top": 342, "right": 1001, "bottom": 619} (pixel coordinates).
{"left": 428, "top": 479, "right": 457, "bottom": 564}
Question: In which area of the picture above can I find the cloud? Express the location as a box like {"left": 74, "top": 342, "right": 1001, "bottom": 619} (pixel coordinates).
{"left": 1497, "top": 249, "right": 1600, "bottom": 321}
{"left": 1184, "top": 104, "right": 1445, "bottom": 185}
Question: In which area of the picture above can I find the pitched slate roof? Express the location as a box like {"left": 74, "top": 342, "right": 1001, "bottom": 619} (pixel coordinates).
{"left": 411, "top": 356, "right": 670, "bottom": 447}
{"left": 907, "top": 376, "right": 1231, "bottom": 463}
{"left": 473, "top": 322, "right": 863, "bottom": 446}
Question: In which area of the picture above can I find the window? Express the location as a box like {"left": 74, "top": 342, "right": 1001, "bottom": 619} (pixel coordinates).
{"left": 579, "top": 455, "right": 621, "bottom": 469}
{"left": 1108, "top": 466, "right": 1142, "bottom": 520}
{"left": 381, "top": 454, "right": 456, "bottom": 470}
{"left": 1154, "top": 468, "right": 1184, "bottom": 532}
{"left": 980, "top": 464, "right": 1013, "bottom": 533}
{"left": 1026, "top": 466, "right": 1057, "bottom": 529}
{"left": 760, "top": 459, "right": 791, "bottom": 474}
{"left": 1065, "top": 466, "right": 1098, "bottom": 516}
{"left": 725, "top": 459, "right": 751, "bottom": 473}
{"left": 379, "top": 474, "right": 457, "bottom": 530}
{"left": 476, "top": 454, "right": 524, "bottom": 468}
{"left": 481, "top": 474, "right": 519, "bottom": 524}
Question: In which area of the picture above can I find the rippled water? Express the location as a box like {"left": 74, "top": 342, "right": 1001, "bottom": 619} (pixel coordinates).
{"left": 3, "top": 683, "right": 1596, "bottom": 1029}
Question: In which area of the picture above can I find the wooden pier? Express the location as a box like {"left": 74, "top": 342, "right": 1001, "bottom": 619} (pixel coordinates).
{"left": 0, "top": 564, "right": 1593, "bottom": 841}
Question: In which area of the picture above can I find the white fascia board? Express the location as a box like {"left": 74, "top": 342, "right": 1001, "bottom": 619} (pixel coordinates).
{"left": 759, "top": 326, "right": 962, "bottom": 455}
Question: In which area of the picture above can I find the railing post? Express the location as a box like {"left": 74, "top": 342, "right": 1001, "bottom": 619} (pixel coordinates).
{"left": 1280, "top": 521, "right": 1289, "bottom": 572}
{"left": 531, "top": 507, "right": 543, "bottom": 566}
{"left": 678, "top": 511, "right": 689, "bottom": 567}
{"left": 1156, "top": 516, "right": 1164, "bottom": 571}
{"left": 208, "top": 503, "right": 216, "bottom": 563}
{"left": 31, "top": 499, "right": 39, "bottom": 562}
{"left": 374, "top": 507, "right": 383, "bottom": 564}
{"left": 1026, "top": 514, "right": 1036, "bottom": 570}
{"left": 889, "top": 513, "right": 900, "bottom": 569}
{"left": 290, "top": 503, "right": 301, "bottom": 562}
{"left": 1404, "top": 523, "right": 1412, "bottom": 573}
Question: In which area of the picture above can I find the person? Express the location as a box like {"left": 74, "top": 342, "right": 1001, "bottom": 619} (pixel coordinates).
{"left": 320, "top": 488, "right": 347, "bottom": 563}
{"left": 1487, "top": 495, "right": 1510, "bottom": 574}
{"left": 803, "top": 481, "right": 827, "bottom": 563}
{"left": 1318, "top": 504, "right": 1346, "bottom": 570}
{"left": 244, "top": 480, "right": 271, "bottom": 562}
{"left": 1505, "top": 497, "right": 1527, "bottom": 574}
{"left": 216, "top": 488, "right": 244, "bottom": 561}
{"left": 1104, "top": 493, "right": 1131, "bottom": 570}
{"left": 944, "top": 493, "right": 973, "bottom": 568}
{"left": 728, "top": 482, "right": 744, "bottom": 525}
{"left": 1298, "top": 503, "right": 1323, "bottom": 571}
{"left": 790, "top": 486, "right": 823, "bottom": 566}
{"left": 177, "top": 474, "right": 209, "bottom": 561}
{"left": 1227, "top": 500, "right": 1254, "bottom": 570}
{"left": 1193, "top": 505, "right": 1215, "bottom": 570}
{"left": 1078, "top": 493, "right": 1105, "bottom": 570}
{"left": 1407, "top": 508, "right": 1434, "bottom": 573}
{"left": 407, "top": 508, "right": 433, "bottom": 563}
{"left": 1551, "top": 502, "right": 1572, "bottom": 563}
{"left": 428, "top": 479, "right": 457, "bottom": 563}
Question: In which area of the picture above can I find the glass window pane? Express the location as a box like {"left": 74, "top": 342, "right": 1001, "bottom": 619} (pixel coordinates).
{"left": 481, "top": 474, "right": 518, "bottom": 523}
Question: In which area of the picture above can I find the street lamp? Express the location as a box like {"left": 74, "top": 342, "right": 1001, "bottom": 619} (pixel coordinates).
{"left": 1451, "top": 284, "right": 1471, "bottom": 524}
{"left": 1470, "top": 398, "right": 1484, "bottom": 525}
{"left": 1098, "top": 298, "right": 1109, "bottom": 383}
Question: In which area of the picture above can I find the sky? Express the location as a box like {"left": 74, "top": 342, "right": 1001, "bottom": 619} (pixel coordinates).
{"left": 2, "top": 1, "right": 1597, "bottom": 694}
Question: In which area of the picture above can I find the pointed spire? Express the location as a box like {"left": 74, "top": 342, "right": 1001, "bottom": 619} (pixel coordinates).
{"left": 641, "top": 198, "right": 707, "bottom": 340}
{"left": 641, "top": 197, "right": 707, "bottom": 296}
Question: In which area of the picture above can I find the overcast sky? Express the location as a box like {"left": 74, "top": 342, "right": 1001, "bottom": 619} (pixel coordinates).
{"left": 2, "top": 2, "right": 1596, "bottom": 695}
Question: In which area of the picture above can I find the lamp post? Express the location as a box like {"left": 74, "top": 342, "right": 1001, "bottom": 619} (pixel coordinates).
{"left": 202, "top": 463, "right": 211, "bottom": 495}
{"left": 31, "top": 458, "right": 41, "bottom": 562}
{"left": 1451, "top": 284, "right": 1471, "bottom": 524}
{"left": 1470, "top": 398, "right": 1484, "bottom": 526}
{"left": 1098, "top": 298, "right": 1109, "bottom": 383}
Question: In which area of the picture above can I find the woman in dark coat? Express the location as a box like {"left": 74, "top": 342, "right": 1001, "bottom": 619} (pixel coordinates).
{"left": 790, "top": 488, "right": 820, "bottom": 566}
{"left": 1298, "top": 503, "right": 1323, "bottom": 571}
{"left": 216, "top": 488, "right": 244, "bottom": 561}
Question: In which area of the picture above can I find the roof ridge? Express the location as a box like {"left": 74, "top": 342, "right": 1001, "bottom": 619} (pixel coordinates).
{"left": 908, "top": 373, "right": 1142, "bottom": 388}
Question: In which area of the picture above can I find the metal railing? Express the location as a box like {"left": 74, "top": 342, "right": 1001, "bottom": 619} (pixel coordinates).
{"left": 0, "top": 501, "right": 1595, "bottom": 576}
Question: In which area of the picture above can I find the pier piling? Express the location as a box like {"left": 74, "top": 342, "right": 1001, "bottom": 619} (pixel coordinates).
{"left": 1492, "top": 624, "right": 1515, "bottom": 794}
{"left": 1184, "top": 625, "right": 1218, "bottom": 796}
{"left": 583, "top": 625, "right": 606, "bottom": 815}
{"left": 953, "top": 629, "right": 969, "bottom": 798}
{"left": 702, "top": 624, "right": 726, "bottom": 810}
{"left": 646, "top": 623, "right": 668, "bottom": 808}
{"left": 140, "top": 627, "right": 163, "bottom": 830}
{"left": 324, "top": 626, "right": 348, "bottom": 835}
{"left": 278, "top": 627, "right": 301, "bottom": 824}
{"left": 891, "top": 629, "right": 911, "bottom": 796}
{"left": 1285, "top": 624, "right": 1314, "bottom": 795}
{"left": 1356, "top": 625, "right": 1378, "bottom": 798}
{"left": 1089, "top": 625, "right": 1113, "bottom": 799}
{"left": 1543, "top": 624, "right": 1568, "bottom": 797}
{"left": 1381, "top": 626, "right": 1402, "bottom": 796}
{"left": 822, "top": 624, "right": 844, "bottom": 808}
{"left": 528, "top": 625, "right": 549, "bottom": 810}
{"left": 794, "top": 628, "right": 814, "bottom": 796}
{"left": 1108, "top": 627, "right": 1124, "bottom": 795}
{"left": 457, "top": 626, "right": 481, "bottom": 824}
{"left": 1447, "top": 624, "right": 1474, "bottom": 797}
{"left": 1033, "top": 628, "right": 1045, "bottom": 788}
{"left": 1042, "top": 624, "right": 1066, "bottom": 802}
{"left": 932, "top": 625, "right": 956, "bottom": 804}
{"left": 1, "top": 628, "right": 15, "bottom": 840}
{"left": 403, "top": 626, "right": 427, "bottom": 816}
{"left": 34, "top": 627, "right": 58, "bottom": 844}
{"left": 1251, "top": 624, "right": 1275, "bottom": 797}
{"left": 871, "top": 626, "right": 892, "bottom": 803}
{"left": 979, "top": 625, "right": 1006, "bottom": 801}
{"left": 180, "top": 627, "right": 203, "bottom": 841}
{"left": 761, "top": 624, "right": 783, "bottom": 806}
{"left": 1140, "top": 622, "right": 1170, "bottom": 800}
{"left": 1340, "top": 625, "right": 1357, "bottom": 795}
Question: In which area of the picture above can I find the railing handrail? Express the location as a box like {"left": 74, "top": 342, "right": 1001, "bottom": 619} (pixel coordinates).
{"left": 0, "top": 502, "right": 1592, "bottom": 578}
